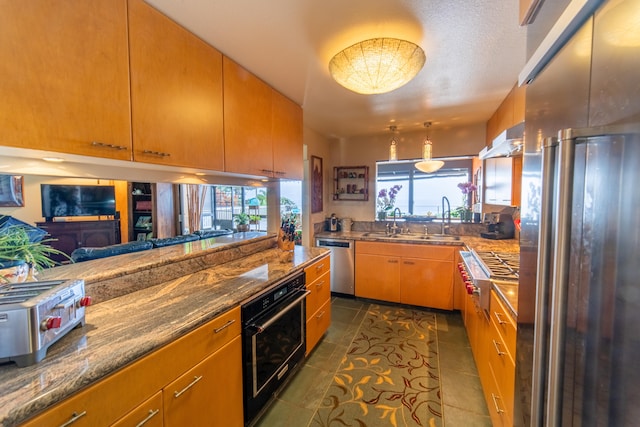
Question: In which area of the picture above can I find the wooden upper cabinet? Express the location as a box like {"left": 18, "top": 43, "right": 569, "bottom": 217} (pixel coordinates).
{"left": 128, "top": 0, "right": 224, "bottom": 171}
{"left": 223, "top": 57, "right": 274, "bottom": 176}
{"left": 272, "top": 91, "right": 303, "bottom": 180}
{"left": 0, "top": 0, "right": 132, "bottom": 160}
{"left": 223, "top": 56, "right": 303, "bottom": 179}
{"left": 486, "top": 83, "right": 526, "bottom": 145}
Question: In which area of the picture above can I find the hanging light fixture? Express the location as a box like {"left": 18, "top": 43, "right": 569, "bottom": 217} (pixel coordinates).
{"left": 388, "top": 125, "right": 398, "bottom": 161}
{"left": 329, "top": 38, "right": 426, "bottom": 94}
{"left": 415, "top": 122, "right": 444, "bottom": 173}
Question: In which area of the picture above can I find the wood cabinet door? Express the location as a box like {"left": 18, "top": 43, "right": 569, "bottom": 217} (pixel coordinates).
{"left": 111, "top": 391, "right": 163, "bottom": 427}
{"left": 223, "top": 57, "right": 273, "bottom": 176}
{"left": 163, "top": 336, "right": 243, "bottom": 427}
{"left": 128, "top": 0, "right": 224, "bottom": 171}
{"left": 355, "top": 253, "right": 400, "bottom": 302}
{"left": 271, "top": 90, "right": 303, "bottom": 180}
{"left": 0, "top": 0, "right": 132, "bottom": 160}
{"left": 400, "top": 258, "right": 454, "bottom": 310}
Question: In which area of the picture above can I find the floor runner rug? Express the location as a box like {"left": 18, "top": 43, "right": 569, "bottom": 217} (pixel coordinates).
{"left": 312, "top": 304, "right": 442, "bottom": 427}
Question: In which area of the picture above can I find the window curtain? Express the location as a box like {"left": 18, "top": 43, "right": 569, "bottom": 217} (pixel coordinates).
{"left": 185, "top": 184, "right": 206, "bottom": 232}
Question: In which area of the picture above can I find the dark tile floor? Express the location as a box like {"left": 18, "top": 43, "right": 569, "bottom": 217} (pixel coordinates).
{"left": 254, "top": 296, "right": 491, "bottom": 426}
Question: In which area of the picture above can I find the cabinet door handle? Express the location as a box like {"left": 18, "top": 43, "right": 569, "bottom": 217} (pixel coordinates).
{"left": 260, "top": 169, "right": 274, "bottom": 174}
{"left": 142, "top": 149, "right": 171, "bottom": 157}
{"left": 91, "top": 141, "right": 128, "bottom": 151}
{"left": 403, "top": 261, "right": 415, "bottom": 265}
{"left": 388, "top": 259, "right": 399, "bottom": 264}
{"left": 316, "top": 263, "right": 325, "bottom": 272}
{"left": 316, "top": 310, "right": 326, "bottom": 319}
{"left": 58, "top": 411, "right": 87, "bottom": 427}
{"left": 491, "top": 393, "right": 505, "bottom": 414}
{"left": 494, "top": 311, "right": 507, "bottom": 325}
{"left": 274, "top": 171, "right": 287, "bottom": 175}
{"left": 213, "top": 319, "right": 235, "bottom": 334}
{"left": 492, "top": 339, "right": 506, "bottom": 356}
{"left": 174, "top": 375, "right": 203, "bottom": 398}
{"left": 135, "top": 409, "right": 160, "bottom": 427}
{"left": 315, "top": 280, "right": 324, "bottom": 289}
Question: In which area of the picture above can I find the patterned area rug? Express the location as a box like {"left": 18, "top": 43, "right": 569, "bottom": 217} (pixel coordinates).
{"left": 312, "top": 304, "right": 442, "bottom": 427}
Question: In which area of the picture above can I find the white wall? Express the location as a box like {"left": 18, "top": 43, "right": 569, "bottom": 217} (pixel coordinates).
{"left": 322, "top": 122, "right": 487, "bottom": 221}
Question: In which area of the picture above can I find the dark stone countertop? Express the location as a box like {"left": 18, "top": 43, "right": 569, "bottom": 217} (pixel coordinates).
{"left": 0, "top": 234, "right": 328, "bottom": 427}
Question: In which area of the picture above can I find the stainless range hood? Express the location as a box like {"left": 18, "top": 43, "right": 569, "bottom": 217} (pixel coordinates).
{"left": 479, "top": 122, "right": 525, "bottom": 159}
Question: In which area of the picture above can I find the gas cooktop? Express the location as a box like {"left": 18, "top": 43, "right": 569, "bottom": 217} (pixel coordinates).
{"left": 475, "top": 251, "right": 519, "bottom": 281}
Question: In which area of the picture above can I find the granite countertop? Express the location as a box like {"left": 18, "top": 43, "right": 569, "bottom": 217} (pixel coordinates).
{"left": 0, "top": 238, "right": 328, "bottom": 427}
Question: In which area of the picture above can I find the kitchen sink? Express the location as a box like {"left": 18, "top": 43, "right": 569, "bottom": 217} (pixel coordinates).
{"left": 417, "top": 234, "right": 461, "bottom": 241}
{"left": 360, "top": 232, "right": 460, "bottom": 241}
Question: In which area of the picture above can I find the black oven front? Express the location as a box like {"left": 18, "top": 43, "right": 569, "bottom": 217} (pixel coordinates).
{"left": 241, "top": 271, "right": 308, "bottom": 425}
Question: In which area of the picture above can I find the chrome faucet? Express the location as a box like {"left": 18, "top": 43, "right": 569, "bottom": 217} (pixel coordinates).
{"left": 441, "top": 196, "right": 451, "bottom": 234}
{"left": 391, "top": 207, "right": 402, "bottom": 234}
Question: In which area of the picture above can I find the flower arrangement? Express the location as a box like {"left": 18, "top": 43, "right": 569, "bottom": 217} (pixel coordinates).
{"left": 456, "top": 181, "right": 477, "bottom": 222}
{"left": 376, "top": 185, "right": 402, "bottom": 219}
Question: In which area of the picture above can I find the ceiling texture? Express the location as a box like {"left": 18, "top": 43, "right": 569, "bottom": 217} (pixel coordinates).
{"left": 146, "top": 0, "right": 527, "bottom": 140}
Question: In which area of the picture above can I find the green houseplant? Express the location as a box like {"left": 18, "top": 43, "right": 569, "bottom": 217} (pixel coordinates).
{"left": 0, "top": 222, "right": 70, "bottom": 283}
{"left": 233, "top": 212, "right": 251, "bottom": 232}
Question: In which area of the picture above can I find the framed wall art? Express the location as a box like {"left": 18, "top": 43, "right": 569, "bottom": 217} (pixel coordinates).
{"left": 0, "top": 175, "right": 24, "bottom": 207}
{"left": 311, "top": 155, "right": 323, "bottom": 213}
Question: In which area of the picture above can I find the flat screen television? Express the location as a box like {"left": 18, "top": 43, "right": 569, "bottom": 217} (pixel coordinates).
{"left": 41, "top": 184, "right": 116, "bottom": 221}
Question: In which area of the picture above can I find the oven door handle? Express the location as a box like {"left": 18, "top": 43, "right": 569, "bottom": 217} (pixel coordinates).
{"left": 248, "top": 290, "right": 310, "bottom": 333}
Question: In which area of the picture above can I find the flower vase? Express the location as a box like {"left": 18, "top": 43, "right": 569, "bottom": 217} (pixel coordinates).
{"left": 377, "top": 211, "right": 387, "bottom": 221}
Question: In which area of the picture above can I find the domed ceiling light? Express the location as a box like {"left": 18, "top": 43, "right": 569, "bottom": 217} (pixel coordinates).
{"left": 415, "top": 122, "right": 444, "bottom": 173}
{"left": 329, "top": 38, "right": 426, "bottom": 94}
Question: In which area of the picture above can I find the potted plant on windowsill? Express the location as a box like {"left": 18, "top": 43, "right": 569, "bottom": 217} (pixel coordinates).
{"left": 234, "top": 212, "right": 251, "bottom": 232}
{"left": 0, "top": 222, "right": 70, "bottom": 283}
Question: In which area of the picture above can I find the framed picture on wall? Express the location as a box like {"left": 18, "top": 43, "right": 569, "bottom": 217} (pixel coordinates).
{"left": 0, "top": 175, "right": 24, "bottom": 207}
{"left": 311, "top": 155, "right": 323, "bottom": 213}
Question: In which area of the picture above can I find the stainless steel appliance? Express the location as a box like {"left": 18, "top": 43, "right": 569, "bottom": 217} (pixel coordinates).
{"left": 241, "top": 272, "right": 308, "bottom": 424}
{"left": 480, "top": 213, "right": 516, "bottom": 240}
{"left": 0, "top": 279, "right": 90, "bottom": 367}
{"left": 315, "top": 237, "right": 355, "bottom": 295}
{"left": 516, "top": 1, "right": 640, "bottom": 425}
{"left": 458, "top": 250, "right": 519, "bottom": 313}
{"left": 325, "top": 214, "right": 339, "bottom": 232}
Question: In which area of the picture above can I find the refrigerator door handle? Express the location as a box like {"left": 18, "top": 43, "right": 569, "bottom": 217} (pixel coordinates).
{"left": 530, "top": 136, "right": 558, "bottom": 426}
{"left": 545, "top": 129, "right": 577, "bottom": 425}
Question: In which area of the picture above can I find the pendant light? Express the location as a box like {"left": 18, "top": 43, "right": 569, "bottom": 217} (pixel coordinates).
{"left": 415, "top": 122, "right": 444, "bottom": 173}
{"left": 388, "top": 125, "right": 398, "bottom": 161}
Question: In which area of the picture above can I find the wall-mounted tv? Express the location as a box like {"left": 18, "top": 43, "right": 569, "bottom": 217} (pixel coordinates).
{"left": 41, "top": 184, "right": 116, "bottom": 221}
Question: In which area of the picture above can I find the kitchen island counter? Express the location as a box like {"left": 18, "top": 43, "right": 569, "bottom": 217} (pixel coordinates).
{"left": 0, "top": 236, "right": 328, "bottom": 427}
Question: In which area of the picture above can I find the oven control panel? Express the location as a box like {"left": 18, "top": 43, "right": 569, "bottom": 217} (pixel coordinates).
{"left": 242, "top": 272, "right": 306, "bottom": 322}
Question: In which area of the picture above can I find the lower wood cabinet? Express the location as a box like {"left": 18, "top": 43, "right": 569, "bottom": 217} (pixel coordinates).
{"left": 355, "top": 241, "right": 454, "bottom": 309}
{"left": 111, "top": 392, "right": 163, "bottom": 427}
{"left": 163, "top": 336, "right": 243, "bottom": 427}
{"left": 20, "top": 307, "right": 242, "bottom": 427}
{"left": 305, "top": 255, "right": 331, "bottom": 355}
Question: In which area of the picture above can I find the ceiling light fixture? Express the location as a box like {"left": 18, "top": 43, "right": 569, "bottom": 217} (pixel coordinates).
{"left": 329, "top": 38, "right": 426, "bottom": 94}
{"left": 388, "top": 125, "right": 398, "bottom": 161}
{"left": 415, "top": 122, "right": 444, "bottom": 173}
{"left": 42, "top": 156, "right": 64, "bottom": 163}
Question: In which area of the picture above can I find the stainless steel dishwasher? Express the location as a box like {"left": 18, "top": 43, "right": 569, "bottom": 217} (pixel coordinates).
{"left": 315, "top": 237, "right": 355, "bottom": 295}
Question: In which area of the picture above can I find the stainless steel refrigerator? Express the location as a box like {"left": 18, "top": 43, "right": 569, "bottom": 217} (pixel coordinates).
{"left": 516, "top": 0, "right": 640, "bottom": 425}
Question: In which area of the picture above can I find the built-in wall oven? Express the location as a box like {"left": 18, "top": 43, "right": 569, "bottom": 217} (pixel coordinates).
{"left": 241, "top": 271, "right": 308, "bottom": 425}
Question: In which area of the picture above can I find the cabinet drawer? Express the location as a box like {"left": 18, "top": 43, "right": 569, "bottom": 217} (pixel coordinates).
{"left": 306, "top": 299, "right": 331, "bottom": 355}
{"left": 487, "top": 318, "right": 515, "bottom": 420}
{"left": 111, "top": 391, "right": 163, "bottom": 427}
{"left": 399, "top": 244, "right": 454, "bottom": 260}
{"left": 304, "top": 255, "right": 330, "bottom": 284}
{"left": 484, "top": 366, "right": 513, "bottom": 427}
{"left": 306, "top": 270, "right": 330, "bottom": 317}
{"left": 490, "top": 290, "right": 516, "bottom": 358}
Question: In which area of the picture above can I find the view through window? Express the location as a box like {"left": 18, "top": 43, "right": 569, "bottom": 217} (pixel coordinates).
{"left": 180, "top": 182, "right": 302, "bottom": 241}
{"left": 376, "top": 158, "right": 473, "bottom": 219}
